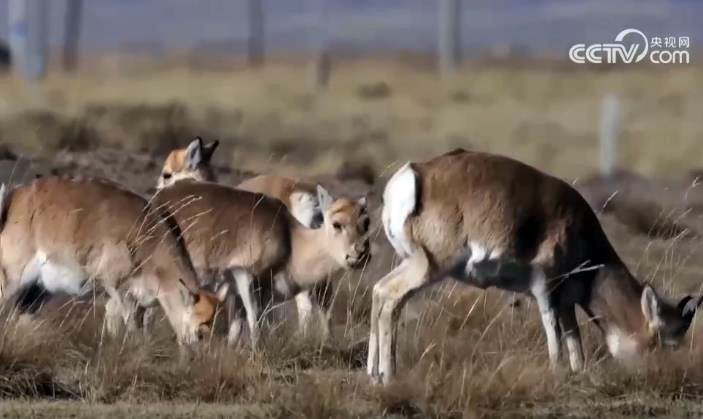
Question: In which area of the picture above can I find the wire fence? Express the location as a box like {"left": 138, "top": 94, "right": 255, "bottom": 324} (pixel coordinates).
{"left": 1, "top": 0, "right": 700, "bottom": 52}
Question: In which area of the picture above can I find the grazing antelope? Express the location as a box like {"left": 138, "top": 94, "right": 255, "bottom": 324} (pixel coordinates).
{"left": 0, "top": 176, "right": 227, "bottom": 346}
{"left": 157, "top": 137, "right": 219, "bottom": 189}
{"left": 157, "top": 138, "right": 330, "bottom": 338}
{"left": 152, "top": 180, "right": 370, "bottom": 348}
{"left": 367, "top": 149, "right": 699, "bottom": 385}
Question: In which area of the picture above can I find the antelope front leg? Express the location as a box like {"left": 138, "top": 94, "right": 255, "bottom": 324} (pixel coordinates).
{"left": 294, "top": 291, "right": 331, "bottom": 341}
{"left": 316, "top": 303, "right": 331, "bottom": 342}
{"left": 103, "top": 288, "right": 137, "bottom": 337}
{"left": 104, "top": 297, "right": 124, "bottom": 337}
{"left": 135, "top": 306, "right": 159, "bottom": 338}
{"left": 226, "top": 293, "right": 246, "bottom": 346}
{"left": 559, "top": 305, "right": 584, "bottom": 371}
{"left": 531, "top": 271, "right": 562, "bottom": 368}
{"left": 232, "top": 269, "right": 260, "bottom": 351}
{"left": 295, "top": 291, "right": 314, "bottom": 337}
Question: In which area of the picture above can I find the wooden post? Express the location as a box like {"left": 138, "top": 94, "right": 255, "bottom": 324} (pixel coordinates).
{"left": 9, "top": 0, "right": 49, "bottom": 80}
{"left": 599, "top": 94, "right": 619, "bottom": 178}
{"left": 308, "top": 0, "right": 330, "bottom": 89}
{"left": 438, "top": 0, "right": 462, "bottom": 78}
{"left": 247, "top": 0, "right": 264, "bottom": 67}
{"left": 62, "top": 0, "right": 82, "bottom": 72}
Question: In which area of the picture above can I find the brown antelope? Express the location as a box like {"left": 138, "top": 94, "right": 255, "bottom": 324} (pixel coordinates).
{"left": 367, "top": 149, "right": 699, "bottom": 385}
{"left": 157, "top": 138, "right": 330, "bottom": 338}
{"left": 152, "top": 179, "right": 370, "bottom": 348}
{"left": 158, "top": 138, "right": 322, "bottom": 229}
{"left": 0, "top": 176, "right": 228, "bottom": 347}
{"left": 236, "top": 174, "right": 328, "bottom": 336}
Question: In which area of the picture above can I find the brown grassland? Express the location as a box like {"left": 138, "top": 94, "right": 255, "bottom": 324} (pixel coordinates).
{"left": 0, "top": 56, "right": 702, "bottom": 417}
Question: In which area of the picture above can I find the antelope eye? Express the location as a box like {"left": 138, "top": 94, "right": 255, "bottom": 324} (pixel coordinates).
{"left": 362, "top": 218, "right": 370, "bottom": 232}
{"left": 162, "top": 172, "right": 172, "bottom": 179}
{"left": 332, "top": 222, "right": 342, "bottom": 231}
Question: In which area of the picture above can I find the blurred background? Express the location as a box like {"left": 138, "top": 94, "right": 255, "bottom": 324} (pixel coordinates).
{"left": 0, "top": 3, "right": 703, "bottom": 415}
{"left": 0, "top": 0, "right": 700, "bottom": 191}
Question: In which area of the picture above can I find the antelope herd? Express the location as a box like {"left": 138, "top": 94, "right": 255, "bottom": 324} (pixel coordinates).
{"left": 0, "top": 137, "right": 699, "bottom": 385}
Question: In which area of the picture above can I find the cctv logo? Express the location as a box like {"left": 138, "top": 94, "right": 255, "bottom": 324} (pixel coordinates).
{"left": 569, "top": 29, "right": 690, "bottom": 64}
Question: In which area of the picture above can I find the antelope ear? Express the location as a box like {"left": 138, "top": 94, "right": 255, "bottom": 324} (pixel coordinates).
{"left": 203, "top": 139, "right": 219, "bottom": 161}
{"left": 184, "top": 137, "right": 204, "bottom": 169}
{"left": 316, "top": 185, "right": 333, "bottom": 212}
{"left": 215, "top": 282, "right": 230, "bottom": 302}
{"left": 680, "top": 295, "right": 701, "bottom": 321}
{"left": 641, "top": 285, "right": 662, "bottom": 328}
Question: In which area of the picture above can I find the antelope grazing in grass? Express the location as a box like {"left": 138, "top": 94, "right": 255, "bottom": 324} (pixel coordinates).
{"left": 367, "top": 149, "right": 700, "bottom": 384}
{"left": 0, "top": 177, "right": 227, "bottom": 346}
{"left": 157, "top": 138, "right": 334, "bottom": 338}
{"left": 152, "top": 179, "right": 370, "bottom": 347}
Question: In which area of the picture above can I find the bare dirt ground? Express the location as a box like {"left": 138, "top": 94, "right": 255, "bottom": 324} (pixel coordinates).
{"left": 0, "top": 57, "right": 703, "bottom": 417}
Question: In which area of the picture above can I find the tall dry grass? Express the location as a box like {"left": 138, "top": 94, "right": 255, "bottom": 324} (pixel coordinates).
{"left": 2, "top": 263, "right": 703, "bottom": 418}
{"left": 0, "top": 172, "right": 703, "bottom": 417}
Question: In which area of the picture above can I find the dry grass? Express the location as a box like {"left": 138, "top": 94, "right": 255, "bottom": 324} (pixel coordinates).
{"left": 3, "top": 231, "right": 703, "bottom": 418}
{"left": 1, "top": 56, "right": 703, "bottom": 416}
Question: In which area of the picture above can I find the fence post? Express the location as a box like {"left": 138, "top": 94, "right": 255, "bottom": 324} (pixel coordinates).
{"left": 247, "top": 0, "right": 264, "bottom": 67}
{"left": 9, "top": 0, "right": 49, "bottom": 81}
{"left": 307, "top": 0, "right": 330, "bottom": 89}
{"left": 599, "top": 94, "right": 620, "bottom": 178}
{"left": 62, "top": 0, "right": 82, "bottom": 72}
{"left": 438, "top": 0, "right": 462, "bottom": 78}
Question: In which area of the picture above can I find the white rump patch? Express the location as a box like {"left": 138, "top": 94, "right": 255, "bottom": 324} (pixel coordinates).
{"left": 290, "top": 191, "right": 319, "bottom": 228}
{"left": 382, "top": 163, "right": 417, "bottom": 259}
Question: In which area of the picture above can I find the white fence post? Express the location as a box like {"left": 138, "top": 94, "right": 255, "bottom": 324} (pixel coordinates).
{"left": 307, "top": 0, "right": 330, "bottom": 89}
{"left": 8, "top": 0, "right": 48, "bottom": 81}
{"left": 62, "top": 0, "right": 82, "bottom": 72}
{"left": 599, "top": 94, "right": 620, "bottom": 177}
{"left": 438, "top": 0, "right": 462, "bottom": 78}
{"left": 247, "top": 0, "right": 264, "bottom": 67}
